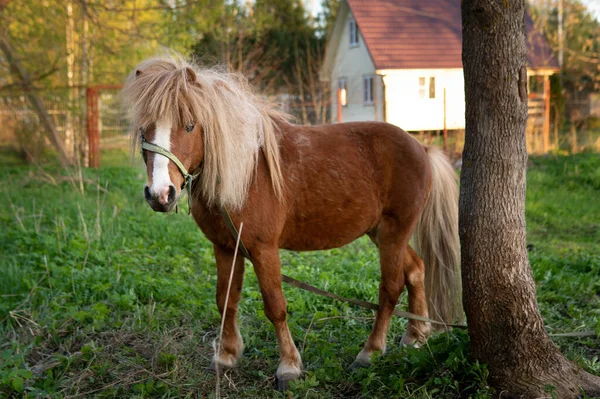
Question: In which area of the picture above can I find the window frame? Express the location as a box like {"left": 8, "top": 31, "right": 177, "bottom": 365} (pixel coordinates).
{"left": 349, "top": 17, "right": 359, "bottom": 47}
{"left": 418, "top": 77, "right": 427, "bottom": 99}
{"left": 363, "top": 75, "right": 374, "bottom": 105}
{"left": 429, "top": 77, "right": 436, "bottom": 99}
{"left": 418, "top": 76, "right": 436, "bottom": 99}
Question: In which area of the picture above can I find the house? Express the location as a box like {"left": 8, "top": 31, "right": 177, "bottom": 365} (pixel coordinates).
{"left": 320, "top": 0, "right": 559, "bottom": 142}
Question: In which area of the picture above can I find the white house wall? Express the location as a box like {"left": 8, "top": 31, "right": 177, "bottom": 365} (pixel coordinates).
{"left": 329, "top": 8, "right": 384, "bottom": 123}
{"left": 381, "top": 69, "right": 465, "bottom": 131}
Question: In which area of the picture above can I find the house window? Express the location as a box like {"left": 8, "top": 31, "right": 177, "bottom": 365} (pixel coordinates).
{"left": 349, "top": 18, "right": 359, "bottom": 46}
{"left": 419, "top": 77, "right": 426, "bottom": 98}
{"left": 419, "top": 76, "right": 436, "bottom": 99}
{"left": 429, "top": 77, "right": 436, "bottom": 98}
{"left": 338, "top": 78, "right": 348, "bottom": 107}
{"left": 528, "top": 75, "right": 544, "bottom": 96}
{"left": 363, "top": 76, "right": 374, "bottom": 104}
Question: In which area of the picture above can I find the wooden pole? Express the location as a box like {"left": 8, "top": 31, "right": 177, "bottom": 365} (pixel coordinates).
{"left": 81, "top": 1, "right": 90, "bottom": 166}
{"left": 543, "top": 74, "right": 550, "bottom": 153}
{"left": 443, "top": 87, "right": 448, "bottom": 152}
{"left": 86, "top": 87, "right": 100, "bottom": 168}
{"left": 337, "top": 88, "right": 343, "bottom": 123}
{"left": 65, "top": 0, "right": 75, "bottom": 159}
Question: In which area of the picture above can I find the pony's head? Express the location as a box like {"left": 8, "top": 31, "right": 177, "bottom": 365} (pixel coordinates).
{"left": 137, "top": 115, "right": 204, "bottom": 213}
{"left": 122, "top": 55, "right": 285, "bottom": 213}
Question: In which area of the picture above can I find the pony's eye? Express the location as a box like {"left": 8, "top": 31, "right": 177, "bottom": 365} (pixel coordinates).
{"left": 185, "top": 123, "right": 195, "bottom": 133}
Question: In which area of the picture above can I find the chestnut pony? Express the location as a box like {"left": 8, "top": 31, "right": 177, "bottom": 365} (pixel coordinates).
{"left": 123, "top": 56, "right": 462, "bottom": 386}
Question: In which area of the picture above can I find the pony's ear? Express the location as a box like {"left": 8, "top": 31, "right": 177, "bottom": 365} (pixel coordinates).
{"left": 184, "top": 67, "right": 197, "bottom": 83}
{"left": 135, "top": 69, "right": 142, "bottom": 77}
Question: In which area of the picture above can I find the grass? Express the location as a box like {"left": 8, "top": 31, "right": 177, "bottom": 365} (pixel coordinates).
{"left": 0, "top": 147, "right": 599, "bottom": 398}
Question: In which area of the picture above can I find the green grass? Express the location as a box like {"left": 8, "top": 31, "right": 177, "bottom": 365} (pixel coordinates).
{"left": 0, "top": 150, "right": 599, "bottom": 398}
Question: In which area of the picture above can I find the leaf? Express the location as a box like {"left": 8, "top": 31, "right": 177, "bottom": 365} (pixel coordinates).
{"left": 145, "top": 377, "right": 155, "bottom": 393}
{"left": 18, "top": 370, "right": 33, "bottom": 379}
{"left": 11, "top": 376, "right": 24, "bottom": 392}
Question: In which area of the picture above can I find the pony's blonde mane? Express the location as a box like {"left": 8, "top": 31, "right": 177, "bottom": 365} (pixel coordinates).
{"left": 122, "top": 55, "right": 287, "bottom": 211}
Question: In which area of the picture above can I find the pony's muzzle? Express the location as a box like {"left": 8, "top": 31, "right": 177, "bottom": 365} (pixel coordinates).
{"left": 144, "top": 184, "right": 177, "bottom": 212}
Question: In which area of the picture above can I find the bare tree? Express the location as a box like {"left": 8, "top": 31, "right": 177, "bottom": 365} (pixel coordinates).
{"left": 289, "top": 38, "right": 330, "bottom": 125}
{"left": 0, "top": 3, "right": 72, "bottom": 166}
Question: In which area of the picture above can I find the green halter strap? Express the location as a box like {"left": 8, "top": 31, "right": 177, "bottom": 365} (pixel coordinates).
{"left": 140, "top": 136, "right": 201, "bottom": 214}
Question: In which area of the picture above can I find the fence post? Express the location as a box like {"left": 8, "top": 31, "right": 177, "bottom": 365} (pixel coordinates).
{"left": 86, "top": 87, "right": 100, "bottom": 168}
{"left": 337, "top": 88, "right": 342, "bottom": 123}
{"left": 543, "top": 75, "right": 550, "bottom": 153}
{"left": 443, "top": 87, "right": 448, "bottom": 152}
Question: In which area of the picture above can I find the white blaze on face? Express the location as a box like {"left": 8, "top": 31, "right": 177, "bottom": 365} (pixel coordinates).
{"left": 150, "top": 117, "right": 173, "bottom": 195}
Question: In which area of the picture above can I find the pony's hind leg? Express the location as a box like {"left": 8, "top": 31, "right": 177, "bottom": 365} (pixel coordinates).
{"left": 252, "top": 247, "right": 302, "bottom": 389}
{"left": 211, "top": 244, "right": 246, "bottom": 369}
{"left": 399, "top": 246, "right": 432, "bottom": 347}
{"left": 353, "top": 217, "right": 409, "bottom": 368}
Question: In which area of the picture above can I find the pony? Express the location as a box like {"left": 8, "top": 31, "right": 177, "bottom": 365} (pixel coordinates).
{"left": 122, "top": 55, "right": 462, "bottom": 389}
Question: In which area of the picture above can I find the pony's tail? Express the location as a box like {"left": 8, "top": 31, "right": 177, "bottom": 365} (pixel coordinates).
{"left": 413, "top": 147, "right": 463, "bottom": 329}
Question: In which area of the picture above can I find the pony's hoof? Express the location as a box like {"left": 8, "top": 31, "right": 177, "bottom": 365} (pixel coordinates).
{"left": 399, "top": 335, "right": 423, "bottom": 348}
{"left": 351, "top": 348, "right": 379, "bottom": 369}
{"left": 275, "top": 372, "right": 299, "bottom": 392}
{"left": 400, "top": 331, "right": 429, "bottom": 348}
{"left": 350, "top": 358, "right": 371, "bottom": 370}
{"left": 275, "top": 362, "right": 301, "bottom": 391}
{"left": 208, "top": 361, "right": 230, "bottom": 374}
{"left": 400, "top": 324, "right": 430, "bottom": 348}
{"left": 276, "top": 377, "right": 290, "bottom": 392}
{"left": 209, "top": 353, "right": 238, "bottom": 373}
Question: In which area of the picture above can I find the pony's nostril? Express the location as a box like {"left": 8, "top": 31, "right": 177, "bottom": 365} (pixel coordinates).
{"left": 167, "top": 185, "right": 177, "bottom": 204}
{"left": 144, "top": 185, "right": 152, "bottom": 201}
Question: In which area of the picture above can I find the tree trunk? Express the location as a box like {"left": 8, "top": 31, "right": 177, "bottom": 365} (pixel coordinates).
{"left": 65, "top": 0, "right": 76, "bottom": 159}
{"left": 80, "top": 0, "right": 90, "bottom": 166}
{"left": 459, "top": 1, "right": 600, "bottom": 398}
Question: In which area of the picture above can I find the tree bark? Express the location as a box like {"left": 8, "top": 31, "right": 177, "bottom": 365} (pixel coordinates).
{"left": 460, "top": 1, "right": 600, "bottom": 398}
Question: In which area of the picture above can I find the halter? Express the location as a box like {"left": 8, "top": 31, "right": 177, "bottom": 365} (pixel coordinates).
{"left": 140, "top": 135, "right": 201, "bottom": 214}
{"left": 140, "top": 134, "right": 252, "bottom": 259}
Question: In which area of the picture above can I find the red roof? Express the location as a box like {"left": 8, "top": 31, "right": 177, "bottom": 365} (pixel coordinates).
{"left": 346, "top": 0, "right": 559, "bottom": 70}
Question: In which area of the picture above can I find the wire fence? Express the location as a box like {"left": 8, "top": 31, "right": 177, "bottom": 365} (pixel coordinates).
{"left": 0, "top": 89, "right": 78, "bottom": 139}
{"left": 0, "top": 87, "right": 598, "bottom": 165}
{"left": 0, "top": 86, "right": 130, "bottom": 161}
{"left": 98, "top": 89, "right": 129, "bottom": 139}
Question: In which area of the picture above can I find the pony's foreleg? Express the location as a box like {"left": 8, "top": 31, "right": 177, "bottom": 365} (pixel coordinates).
{"left": 211, "top": 244, "right": 246, "bottom": 369}
{"left": 252, "top": 247, "right": 302, "bottom": 389}
{"left": 399, "top": 246, "right": 432, "bottom": 347}
{"left": 354, "top": 218, "right": 408, "bottom": 368}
